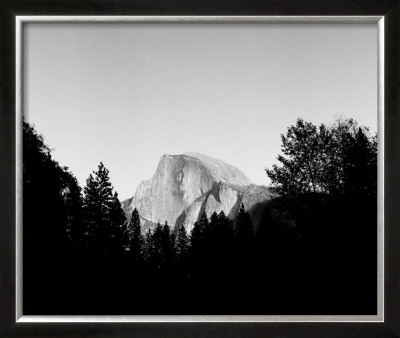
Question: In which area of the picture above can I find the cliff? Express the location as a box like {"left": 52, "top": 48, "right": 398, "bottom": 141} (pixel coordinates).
{"left": 123, "top": 153, "right": 274, "bottom": 233}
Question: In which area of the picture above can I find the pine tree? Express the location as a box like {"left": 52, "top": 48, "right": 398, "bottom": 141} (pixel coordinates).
{"left": 207, "top": 211, "right": 234, "bottom": 280}
{"left": 219, "top": 211, "right": 235, "bottom": 250}
{"left": 128, "top": 208, "right": 144, "bottom": 263}
{"left": 215, "top": 211, "right": 234, "bottom": 242}
{"left": 175, "top": 225, "right": 190, "bottom": 276}
{"left": 82, "top": 173, "right": 99, "bottom": 251}
{"left": 82, "top": 162, "right": 127, "bottom": 254}
{"left": 190, "top": 212, "right": 209, "bottom": 283}
{"left": 143, "top": 229, "right": 154, "bottom": 263}
{"left": 190, "top": 221, "right": 203, "bottom": 256}
{"left": 62, "top": 174, "right": 84, "bottom": 251}
{"left": 151, "top": 222, "right": 163, "bottom": 269}
{"left": 109, "top": 191, "right": 128, "bottom": 254}
{"left": 161, "top": 221, "right": 173, "bottom": 270}
{"left": 235, "top": 204, "right": 254, "bottom": 244}
{"left": 175, "top": 225, "right": 189, "bottom": 255}
{"left": 190, "top": 212, "right": 208, "bottom": 252}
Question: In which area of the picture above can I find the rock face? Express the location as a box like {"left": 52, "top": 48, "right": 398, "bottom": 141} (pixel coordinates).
{"left": 122, "top": 153, "right": 274, "bottom": 233}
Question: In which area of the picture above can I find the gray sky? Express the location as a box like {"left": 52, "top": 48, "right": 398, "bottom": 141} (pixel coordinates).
{"left": 24, "top": 23, "right": 377, "bottom": 200}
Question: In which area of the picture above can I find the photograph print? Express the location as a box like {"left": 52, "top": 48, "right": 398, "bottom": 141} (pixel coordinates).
{"left": 22, "top": 21, "right": 378, "bottom": 316}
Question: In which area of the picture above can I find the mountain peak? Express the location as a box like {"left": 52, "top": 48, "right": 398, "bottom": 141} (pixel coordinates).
{"left": 124, "top": 153, "right": 271, "bottom": 233}
{"left": 162, "top": 152, "right": 252, "bottom": 187}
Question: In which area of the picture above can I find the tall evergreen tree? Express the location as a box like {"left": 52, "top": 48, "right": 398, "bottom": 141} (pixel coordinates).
{"left": 82, "top": 173, "right": 100, "bottom": 251}
{"left": 208, "top": 211, "right": 234, "bottom": 279}
{"left": 235, "top": 204, "right": 255, "bottom": 243}
{"left": 208, "top": 211, "right": 234, "bottom": 244}
{"left": 175, "top": 225, "right": 190, "bottom": 255}
{"left": 82, "top": 162, "right": 126, "bottom": 254}
{"left": 174, "top": 225, "right": 190, "bottom": 276}
{"left": 143, "top": 229, "right": 154, "bottom": 263}
{"left": 161, "top": 221, "right": 173, "bottom": 270}
{"left": 128, "top": 208, "right": 144, "bottom": 263}
{"left": 62, "top": 174, "right": 84, "bottom": 251}
{"left": 151, "top": 222, "right": 163, "bottom": 269}
{"left": 190, "top": 212, "right": 209, "bottom": 283}
{"left": 190, "top": 212, "right": 209, "bottom": 253}
{"left": 216, "top": 211, "right": 234, "bottom": 243}
{"left": 109, "top": 191, "right": 128, "bottom": 254}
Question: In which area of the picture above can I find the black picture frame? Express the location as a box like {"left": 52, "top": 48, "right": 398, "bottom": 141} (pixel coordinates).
{"left": 1, "top": 1, "right": 399, "bottom": 337}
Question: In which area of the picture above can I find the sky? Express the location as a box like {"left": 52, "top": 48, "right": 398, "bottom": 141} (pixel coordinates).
{"left": 24, "top": 23, "right": 377, "bottom": 200}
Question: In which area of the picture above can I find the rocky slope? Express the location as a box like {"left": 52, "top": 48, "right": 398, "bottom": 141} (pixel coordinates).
{"left": 122, "top": 153, "right": 274, "bottom": 233}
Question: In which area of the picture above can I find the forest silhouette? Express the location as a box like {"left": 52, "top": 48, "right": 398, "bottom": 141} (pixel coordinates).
{"left": 23, "top": 117, "right": 377, "bottom": 315}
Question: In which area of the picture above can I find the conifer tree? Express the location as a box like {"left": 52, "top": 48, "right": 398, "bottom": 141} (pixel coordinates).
{"left": 208, "top": 211, "right": 234, "bottom": 252}
{"left": 207, "top": 211, "right": 234, "bottom": 279}
{"left": 175, "top": 225, "right": 189, "bottom": 255}
{"left": 208, "top": 211, "right": 221, "bottom": 259}
{"left": 128, "top": 208, "right": 144, "bottom": 263}
{"left": 143, "top": 229, "right": 154, "bottom": 263}
{"left": 175, "top": 225, "right": 190, "bottom": 275}
{"left": 82, "top": 162, "right": 127, "bottom": 254}
{"left": 215, "top": 211, "right": 234, "bottom": 242}
{"left": 62, "top": 174, "right": 84, "bottom": 251}
{"left": 190, "top": 212, "right": 209, "bottom": 282}
{"left": 151, "top": 222, "right": 163, "bottom": 269}
{"left": 190, "top": 220, "right": 203, "bottom": 256}
{"left": 82, "top": 173, "right": 100, "bottom": 251}
{"left": 191, "top": 212, "right": 210, "bottom": 246}
{"left": 190, "top": 212, "right": 209, "bottom": 251}
{"left": 109, "top": 191, "right": 128, "bottom": 254}
{"left": 235, "top": 204, "right": 255, "bottom": 245}
{"left": 161, "top": 221, "right": 173, "bottom": 270}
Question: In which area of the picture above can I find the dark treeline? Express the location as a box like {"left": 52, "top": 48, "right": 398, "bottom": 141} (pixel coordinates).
{"left": 23, "top": 117, "right": 377, "bottom": 315}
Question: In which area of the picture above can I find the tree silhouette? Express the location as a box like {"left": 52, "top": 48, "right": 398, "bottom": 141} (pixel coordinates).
{"left": 208, "top": 211, "right": 234, "bottom": 259}
{"left": 150, "top": 222, "right": 163, "bottom": 270}
{"left": 161, "top": 221, "right": 174, "bottom": 271}
{"left": 235, "top": 204, "right": 255, "bottom": 245}
{"left": 190, "top": 212, "right": 209, "bottom": 285}
{"left": 82, "top": 162, "right": 127, "bottom": 254}
{"left": 23, "top": 121, "right": 77, "bottom": 257}
{"left": 209, "top": 211, "right": 235, "bottom": 282}
{"left": 23, "top": 121, "right": 85, "bottom": 313}
{"left": 63, "top": 174, "right": 84, "bottom": 252}
{"left": 190, "top": 213, "right": 208, "bottom": 250}
{"left": 143, "top": 229, "right": 154, "bottom": 264}
{"left": 109, "top": 191, "right": 128, "bottom": 254}
{"left": 266, "top": 118, "right": 377, "bottom": 196}
{"left": 266, "top": 119, "right": 326, "bottom": 194}
{"left": 174, "top": 225, "right": 190, "bottom": 277}
{"left": 128, "top": 208, "right": 144, "bottom": 263}
{"left": 23, "top": 116, "right": 378, "bottom": 316}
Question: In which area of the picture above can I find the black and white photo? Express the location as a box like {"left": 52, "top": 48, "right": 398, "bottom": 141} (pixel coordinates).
{"left": 22, "top": 20, "right": 379, "bottom": 317}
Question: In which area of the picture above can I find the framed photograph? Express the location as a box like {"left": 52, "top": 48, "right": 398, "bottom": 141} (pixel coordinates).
{"left": 1, "top": 1, "right": 399, "bottom": 337}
